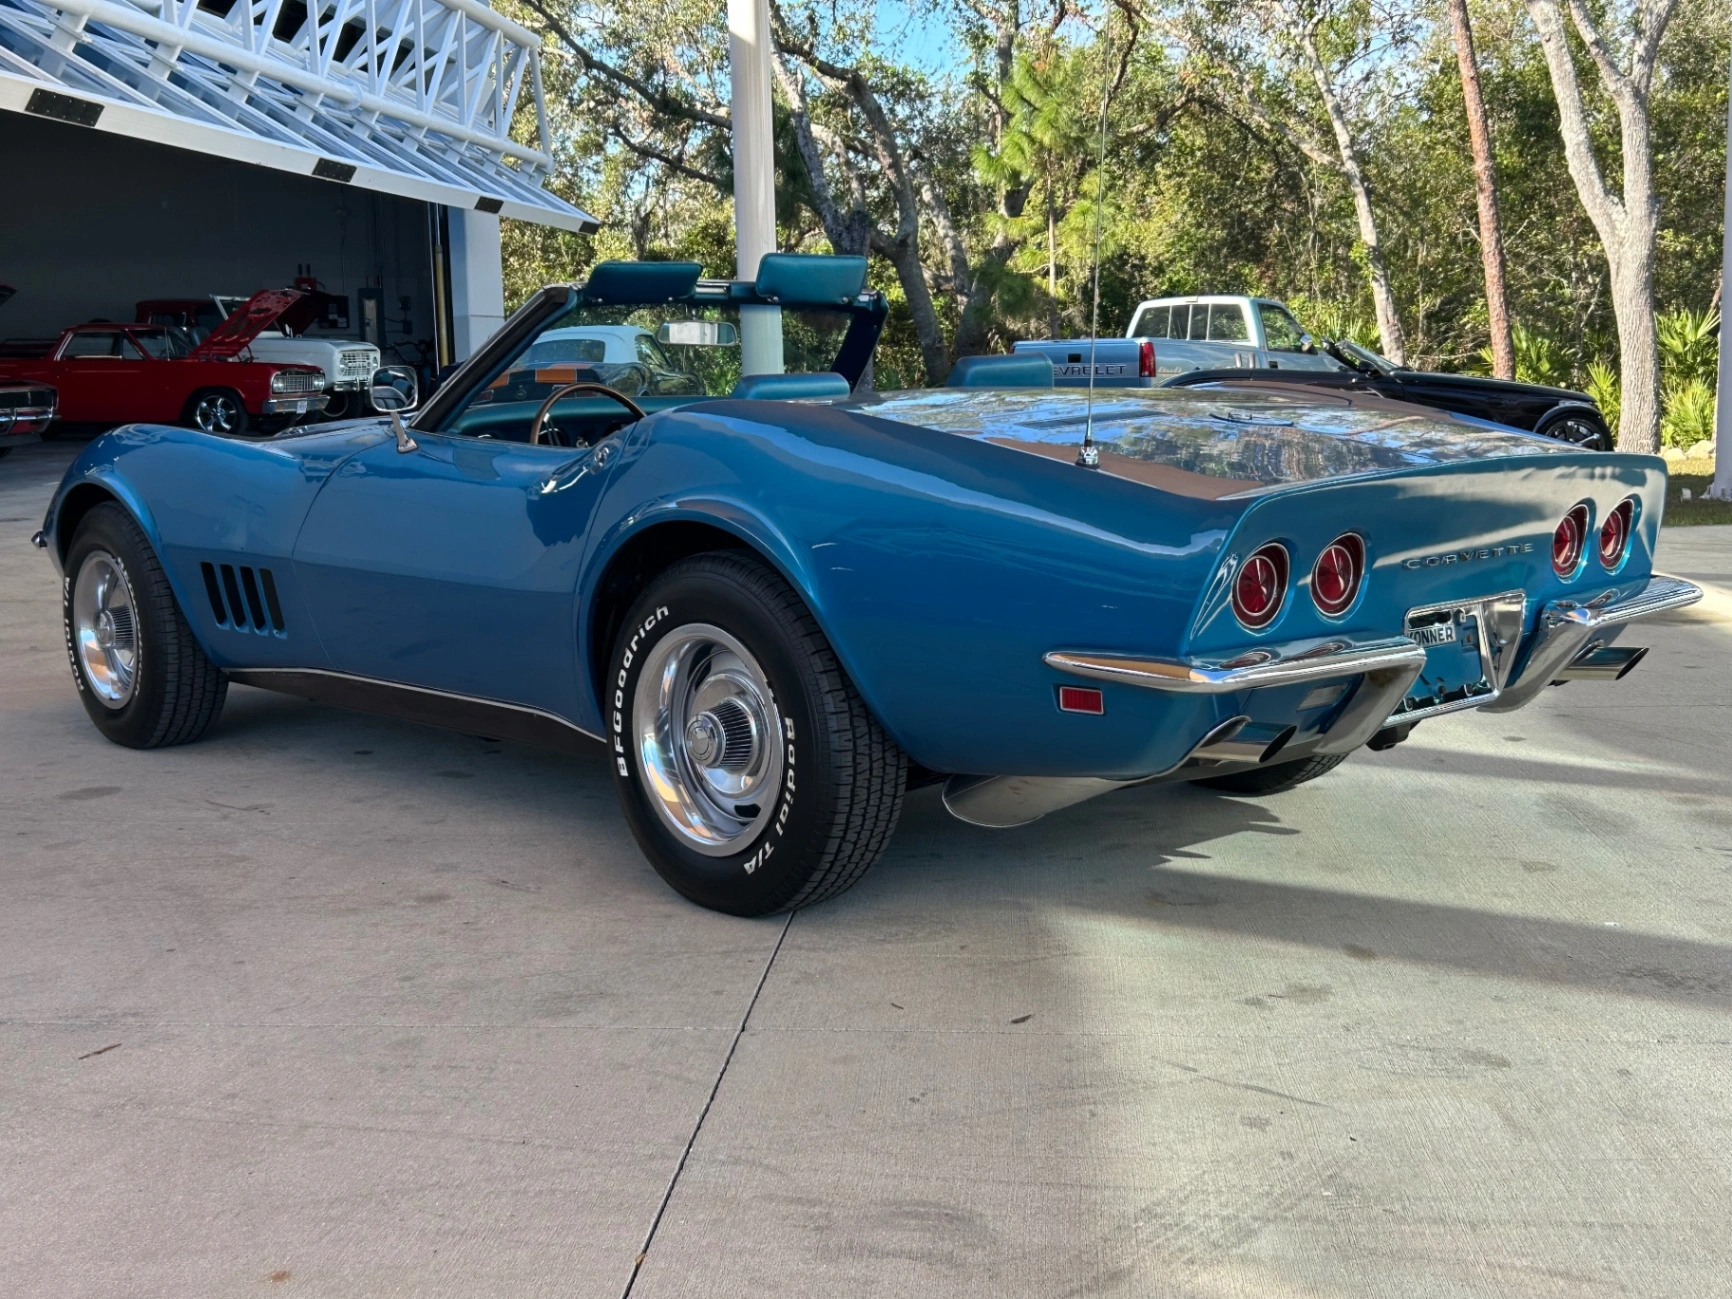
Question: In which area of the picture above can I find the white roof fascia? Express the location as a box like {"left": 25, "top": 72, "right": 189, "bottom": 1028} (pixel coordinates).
{"left": 0, "top": 0, "right": 598, "bottom": 233}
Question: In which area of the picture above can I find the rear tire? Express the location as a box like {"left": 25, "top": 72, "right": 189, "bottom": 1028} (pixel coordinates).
{"left": 609, "top": 552, "right": 905, "bottom": 916}
{"left": 63, "top": 502, "right": 227, "bottom": 748}
{"left": 1192, "top": 753, "right": 1346, "bottom": 795}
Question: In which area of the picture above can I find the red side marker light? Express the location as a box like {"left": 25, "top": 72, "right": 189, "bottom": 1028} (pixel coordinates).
{"left": 1058, "top": 686, "right": 1105, "bottom": 715}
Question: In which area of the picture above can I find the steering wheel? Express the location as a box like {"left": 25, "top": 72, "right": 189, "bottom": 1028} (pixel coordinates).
{"left": 529, "top": 382, "right": 647, "bottom": 446}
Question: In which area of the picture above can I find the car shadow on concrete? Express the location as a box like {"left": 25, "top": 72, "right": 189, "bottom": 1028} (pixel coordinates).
{"left": 875, "top": 780, "right": 1732, "bottom": 1016}
{"left": 181, "top": 686, "right": 1732, "bottom": 1018}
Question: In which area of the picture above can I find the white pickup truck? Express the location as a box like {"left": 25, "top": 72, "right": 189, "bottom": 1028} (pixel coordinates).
{"left": 1013, "top": 295, "right": 1342, "bottom": 385}
{"left": 211, "top": 296, "right": 380, "bottom": 412}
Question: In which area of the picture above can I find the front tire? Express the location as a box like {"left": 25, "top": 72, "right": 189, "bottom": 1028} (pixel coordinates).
{"left": 185, "top": 388, "right": 249, "bottom": 437}
{"left": 609, "top": 552, "right": 905, "bottom": 916}
{"left": 1192, "top": 753, "right": 1346, "bottom": 795}
{"left": 64, "top": 503, "right": 228, "bottom": 748}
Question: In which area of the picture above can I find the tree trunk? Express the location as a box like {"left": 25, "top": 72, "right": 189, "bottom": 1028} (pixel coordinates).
{"left": 1522, "top": 0, "right": 1676, "bottom": 454}
{"left": 1298, "top": 26, "right": 1407, "bottom": 364}
{"left": 1610, "top": 224, "right": 1662, "bottom": 454}
{"left": 1446, "top": 0, "right": 1514, "bottom": 379}
{"left": 1046, "top": 172, "right": 1060, "bottom": 339}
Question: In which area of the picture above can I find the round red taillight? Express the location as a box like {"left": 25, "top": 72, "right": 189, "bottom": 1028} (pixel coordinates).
{"left": 1232, "top": 544, "right": 1289, "bottom": 630}
{"left": 1311, "top": 534, "right": 1365, "bottom": 617}
{"left": 1599, "top": 499, "right": 1633, "bottom": 568}
{"left": 1552, "top": 506, "right": 1588, "bottom": 577}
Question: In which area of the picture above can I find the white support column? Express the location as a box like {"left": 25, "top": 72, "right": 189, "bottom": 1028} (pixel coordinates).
{"left": 446, "top": 206, "right": 504, "bottom": 360}
{"left": 728, "top": 0, "right": 782, "bottom": 375}
{"left": 1708, "top": 45, "right": 1732, "bottom": 500}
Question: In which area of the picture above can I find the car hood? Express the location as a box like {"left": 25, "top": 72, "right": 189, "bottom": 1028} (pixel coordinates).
{"left": 188, "top": 289, "right": 306, "bottom": 361}
{"left": 864, "top": 386, "right": 1567, "bottom": 499}
{"left": 1385, "top": 370, "right": 1594, "bottom": 404}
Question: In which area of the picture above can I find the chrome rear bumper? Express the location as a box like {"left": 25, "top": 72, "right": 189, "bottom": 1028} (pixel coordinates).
{"left": 1046, "top": 573, "right": 1702, "bottom": 725}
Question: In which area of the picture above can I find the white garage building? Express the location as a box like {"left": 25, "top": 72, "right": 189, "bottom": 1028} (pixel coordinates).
{"left": 0, "top": 0, "right": 595, "bottom": 368}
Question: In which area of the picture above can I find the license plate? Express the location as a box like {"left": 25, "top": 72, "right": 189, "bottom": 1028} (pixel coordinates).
{"left": 293, "top": 400, "right": 307, "bottom": 413}
{"left": 1410, "top": 620, "right": 1458, "bottom": 648}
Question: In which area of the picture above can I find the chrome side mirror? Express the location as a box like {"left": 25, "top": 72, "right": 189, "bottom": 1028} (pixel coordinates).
{"left": 370, "top": 366, "right": 418, "bottom": 413}
{"left": 370, "top": 366, "right": 419, "bottom": 452}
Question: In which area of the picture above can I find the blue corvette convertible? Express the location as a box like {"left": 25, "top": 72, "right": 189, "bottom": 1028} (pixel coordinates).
{"left": 35, "top": 255, "right": 1701, "bottom": 915}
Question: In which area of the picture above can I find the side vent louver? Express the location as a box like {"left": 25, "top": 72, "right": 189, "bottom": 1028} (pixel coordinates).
{"left": 200, "top": 561, "right": 287, "bottom": 635}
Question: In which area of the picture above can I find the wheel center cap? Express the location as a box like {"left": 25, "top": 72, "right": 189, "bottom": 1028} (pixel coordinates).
{"left": 95, "top": 609, "right": 115, "bottom": 648}
{"left": 685, "top": 713, "right": 722, "bottom": 766}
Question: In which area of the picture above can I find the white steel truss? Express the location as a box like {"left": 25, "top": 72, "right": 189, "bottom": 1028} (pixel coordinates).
{"left": 0, "top": 0, "right": 597, "bottom": 232}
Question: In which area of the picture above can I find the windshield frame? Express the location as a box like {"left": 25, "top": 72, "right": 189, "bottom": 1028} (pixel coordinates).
{"left": 417, "top": 275, "right": 889, "bottom": 434}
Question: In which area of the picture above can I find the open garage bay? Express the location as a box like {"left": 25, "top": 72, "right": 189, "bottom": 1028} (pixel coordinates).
{"left": 3, "top": 440, "right": 1730, "bottom": 1297}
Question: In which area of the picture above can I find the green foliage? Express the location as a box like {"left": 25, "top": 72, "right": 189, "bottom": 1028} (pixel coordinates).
{"left": 1661, "top": 378, "right": 1717, "bottom": 449}
{"left": 1656, "top": 308, "right": 1720, "bottom": 388}
{"left": 1585, "top": 359, "right": 1621, "bottom": 437}
{"left": 504, "top": 0, "right": 1730, "bottom": 391}
{"left": 1485, "top": 322, "right": 1571, "bottom": 388}
{"left": 1287, "top": 296, "right": 1379, "bottom": 350}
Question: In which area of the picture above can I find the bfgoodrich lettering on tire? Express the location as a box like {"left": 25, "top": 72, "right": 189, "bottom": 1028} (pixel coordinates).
{"left": 63, "top": 502, "right": 228, "bottom": 748}
{"left": 609, "top": 551, "right": 905, "bottom": 916}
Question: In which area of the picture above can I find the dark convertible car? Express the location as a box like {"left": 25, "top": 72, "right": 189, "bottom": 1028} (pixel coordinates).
{"left": 1164, "top": 339, "right": 1613, "bottom": 450}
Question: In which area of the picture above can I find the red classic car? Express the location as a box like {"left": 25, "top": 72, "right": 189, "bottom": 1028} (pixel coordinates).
{"left": 0, "top": 290, "right": 326, "bottom": 436}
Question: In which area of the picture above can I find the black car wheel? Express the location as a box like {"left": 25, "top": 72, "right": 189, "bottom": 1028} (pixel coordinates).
{"left": 185, "top": 389, "right": 249, "bottom": 437}
{"left": 609, "top": 552, "right": 906, "bottom": 916}
{"left": 63, "top": 502, "right": 228, "bottom": 748}
{"left": 1192, "top": 753, "right": 1346, "bottom": 795}
{"left": 1535, "top": 409, "right": 1611, "bottom": 451}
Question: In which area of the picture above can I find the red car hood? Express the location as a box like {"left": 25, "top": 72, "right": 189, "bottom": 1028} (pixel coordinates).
{"left": 187, "top": 289, "right": 304, "bottom": 361}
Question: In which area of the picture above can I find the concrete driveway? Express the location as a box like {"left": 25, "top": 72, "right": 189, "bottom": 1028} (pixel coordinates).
{"left": 3, "top": 438, "right": 1729, "bottom": 1298}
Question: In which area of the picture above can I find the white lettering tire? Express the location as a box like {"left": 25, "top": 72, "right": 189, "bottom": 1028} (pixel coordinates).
{"left": 609, "top": 552, "right": 905, "bottom": 915}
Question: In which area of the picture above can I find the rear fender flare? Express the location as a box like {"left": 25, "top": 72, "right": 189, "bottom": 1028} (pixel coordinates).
{"left": 578, "top": 499, "right": 911, "bottom": 751}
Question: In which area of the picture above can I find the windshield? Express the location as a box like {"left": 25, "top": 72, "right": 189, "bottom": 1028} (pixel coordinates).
{"left": 444, "top": 297, "right": 858, "bottom": 443}
{"left": 1329, "top": 338, "right": 1401, "bottom": 374}
{"left": 130, "top": 327, "right": 192, "bottom": 360}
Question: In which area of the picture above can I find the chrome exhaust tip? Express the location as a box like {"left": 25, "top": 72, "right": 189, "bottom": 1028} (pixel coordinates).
{"left": 1192, "top": 720, "right": 1297, "bottom": 765}
{"left": 1554, "top": 644, "right": 1648, "bottom": 682}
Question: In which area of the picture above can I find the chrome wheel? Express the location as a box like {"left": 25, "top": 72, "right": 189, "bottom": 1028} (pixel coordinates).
{"left": 73, "top": 550, "right": 139, "bottom": 708}
{"left": 192, "top": 392, "right": 241, "bottom": 435}
{"left": 632, "top": 622, "right": 784, "bottom": 856}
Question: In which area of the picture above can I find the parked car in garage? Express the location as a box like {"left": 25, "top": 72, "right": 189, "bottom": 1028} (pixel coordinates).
{"left": 0, "top": 297, "right": 326, "bottom": 435}
{"left": 1013, "top": 294, "right": 1614, "bottom": 448}
{"left": 0, "top": 380, "right": 57, "bottom": 458}
{"left": 0, "top": 282, "right": 57, "bottom": 457}
{"left": 136, "top": 292, "right": 381, "bottom": 419}
{"left": 32, "top": 256, "right": 1698, "bottom": 917}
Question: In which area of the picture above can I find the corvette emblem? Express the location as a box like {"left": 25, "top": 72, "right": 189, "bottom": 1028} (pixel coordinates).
{"left": 1402, "top": 541, "right": 1534, "bottom": 570}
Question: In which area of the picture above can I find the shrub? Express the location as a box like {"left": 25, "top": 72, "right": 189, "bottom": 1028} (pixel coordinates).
{"left": 1661, "top": 378, "right": 1716, "bottom": 450}
{"left": 1585, "top": 359, "right": 1620, "bottom": 439}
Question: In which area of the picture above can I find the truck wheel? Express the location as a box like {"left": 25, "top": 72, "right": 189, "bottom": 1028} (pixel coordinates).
{"left": 609, "top": 552, "right": 906, "bottom": 916}
{"left": 185, "top": 389, "right": 249, "bottom": 437}
{"left": 64, "top": 502, "right": 228, "bottom": 748}
{"left": 1192, "top": 753, "right": 1346, "bottom": 795}
{"left": 1535, "top": 409, "right": 1610, "bottom": 451}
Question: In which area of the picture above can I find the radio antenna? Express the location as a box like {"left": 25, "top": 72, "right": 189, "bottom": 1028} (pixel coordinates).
{"left": 1078, "top": 24, "right": 1116, "bottom": 470}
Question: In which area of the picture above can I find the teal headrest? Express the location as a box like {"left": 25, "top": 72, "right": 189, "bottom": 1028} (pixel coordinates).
{"left": 730, "top": 372, "right": 852, "bottom": 400}
{"left": 582, "top": 261, "right": 702, "bottom": 304}
{"left": 947, "top": 353, "right": 1055, "bottom": 388}
{"left": 754, "top": 254, "right": 868, "bottom": 306}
